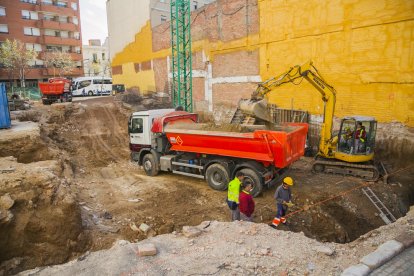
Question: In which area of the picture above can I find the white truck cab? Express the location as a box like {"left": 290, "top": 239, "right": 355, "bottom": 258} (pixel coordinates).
{"left": 128, "top": 109, "right": 175, "bottom": 146}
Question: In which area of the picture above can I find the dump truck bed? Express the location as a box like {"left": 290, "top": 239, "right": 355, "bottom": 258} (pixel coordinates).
{"left": 38, "top": 82, "right": 66, "bottom": 96}
{"left": 164, "top": 122, "right": 308, "bottom": 168}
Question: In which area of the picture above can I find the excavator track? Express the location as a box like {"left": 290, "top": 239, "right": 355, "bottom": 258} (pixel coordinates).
{"left": 312, "top": 158, "right": 380, "bottom": 182}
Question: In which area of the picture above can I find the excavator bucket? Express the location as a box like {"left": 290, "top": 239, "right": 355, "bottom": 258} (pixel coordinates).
{"left": 238, "top": 98, "right": 271, "bottom": 122}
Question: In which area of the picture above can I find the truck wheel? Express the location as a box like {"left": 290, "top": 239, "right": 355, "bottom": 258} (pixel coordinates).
{"left": 239, "top": 168, "right": 263, "bottom": 197}
{"left": 206, "top": 164, "right": 229, "bottom": 191}
{"left": 142, "top": 153, "right": 159, "bottom": 176}
{"left": 88, "top": 91, "right": 93, "bottom": 96}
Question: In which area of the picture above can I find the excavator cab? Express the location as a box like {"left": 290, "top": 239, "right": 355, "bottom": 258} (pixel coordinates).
{"left": 337, "top": 116, "right": 377, "bottom": 157}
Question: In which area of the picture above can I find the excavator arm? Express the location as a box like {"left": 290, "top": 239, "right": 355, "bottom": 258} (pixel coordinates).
{"left": 241, "top": 61, "right": 337, "bottom": 156}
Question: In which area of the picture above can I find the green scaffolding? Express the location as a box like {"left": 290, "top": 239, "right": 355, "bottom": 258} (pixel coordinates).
{"left": 171, "top": 0, "right": 193, "bottom": 112}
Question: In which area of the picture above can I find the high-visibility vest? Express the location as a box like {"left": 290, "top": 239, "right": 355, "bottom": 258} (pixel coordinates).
{"left": 227, "top": 177, "right": 241, "bottom": 203}
{"left": 357, "top": 128, "right": 365, "bottom": 142}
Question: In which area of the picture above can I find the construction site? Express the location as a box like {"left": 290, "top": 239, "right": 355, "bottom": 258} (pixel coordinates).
{"left": 0, "top": 0, "right": 414, "bottom": 275}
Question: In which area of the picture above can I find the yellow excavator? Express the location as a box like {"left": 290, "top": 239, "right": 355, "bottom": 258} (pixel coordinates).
{"left": 239, "top": 61, "right": 380, "bottom": 181}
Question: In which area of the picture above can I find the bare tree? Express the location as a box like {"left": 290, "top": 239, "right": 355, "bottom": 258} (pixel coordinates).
{"left": 0, "top": 39, "right": 37, "bottom": 87}
{"left": 43, "top": 51, "right": 75, "bottom": 77}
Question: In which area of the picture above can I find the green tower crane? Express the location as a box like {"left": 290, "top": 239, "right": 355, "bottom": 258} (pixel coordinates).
{"left": 170, "top": 0, "right": 193, "bottom": 112}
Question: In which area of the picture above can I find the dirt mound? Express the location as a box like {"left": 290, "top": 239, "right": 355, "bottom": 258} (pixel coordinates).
{"left": 0, "top": 157, "right": 88, "bottom": 275}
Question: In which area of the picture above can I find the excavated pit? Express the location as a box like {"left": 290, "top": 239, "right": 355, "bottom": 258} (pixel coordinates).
{"left": 1, "top": 97, "right": 413, "bottom": 275}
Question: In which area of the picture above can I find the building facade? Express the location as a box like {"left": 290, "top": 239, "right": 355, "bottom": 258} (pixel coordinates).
{"left": 150, "top": 0, "right": 215, "bottom": 28}
{"left": 108, "top": 0, "right": 414, "bottom": 128}
{"left": 0, "top": 0, "right": 83, "bottom": 84}
{"left": 82, "top": 38, "right": 110, "bottom": 77}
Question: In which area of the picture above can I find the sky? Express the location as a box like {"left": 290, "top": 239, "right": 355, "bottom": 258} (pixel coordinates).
{"left": 79, "top": 0, "right": 108, "bottom": 45}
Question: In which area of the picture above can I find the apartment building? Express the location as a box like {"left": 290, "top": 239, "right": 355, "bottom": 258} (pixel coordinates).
{"left": 82, "top": 38, "right": 110, "bottom": 77}
{"left": 0, "top": 0, "right": 83, "bottom": 84}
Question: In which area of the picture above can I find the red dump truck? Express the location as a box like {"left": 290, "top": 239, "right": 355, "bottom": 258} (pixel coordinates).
{"left": 38, "top": 78, "right": 72, "bottom": 105}
{"left": 129, "top": 109, "right": 308, "bottom": 196}
{"left": 128, "top": 109, "right": 308, "bottom": 196}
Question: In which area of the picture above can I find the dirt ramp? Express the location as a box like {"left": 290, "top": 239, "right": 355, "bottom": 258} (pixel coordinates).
{"left": 0, "top": 157, "right": 88, "bottom": 275}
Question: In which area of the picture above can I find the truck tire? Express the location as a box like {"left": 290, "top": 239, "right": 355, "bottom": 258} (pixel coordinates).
{"left": 142, "top": 153, "right": 159, "bottom": 176}
{"left": 206, "top": 163, "right": 229, "bottom": 191}
{"left": 239, "top": 168, "right": 263, "bottom": 197}
{"left": 88, "top": 91, "right": 93, "bottom": 96}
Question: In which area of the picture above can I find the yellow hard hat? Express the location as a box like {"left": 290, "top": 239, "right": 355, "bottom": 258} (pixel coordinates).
{"left": 283, "top": 177, "right": 293, "bottom": 186}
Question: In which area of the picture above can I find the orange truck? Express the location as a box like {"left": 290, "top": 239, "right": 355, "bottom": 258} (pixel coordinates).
{"left": 38, "top": 78, "right": 72, "bottom": 105}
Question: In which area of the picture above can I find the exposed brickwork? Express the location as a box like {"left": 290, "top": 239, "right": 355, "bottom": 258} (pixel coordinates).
{"left": 212, "top": 50, "right": 259, "bottom": 78}
{"left": 193, "top": 51, "right": 206, "bottom": 71}
{"left": 151, "top": 0, "right": 259, "bottom": 53}
{"left": 112, "top": 65, "right": 123, "bottom": 75}
{"left": 141, "top": 60, "right": 152, "bottom": 71}
{"left": 153, "top": 57, "right": 168, "bottom": 92}
{"left": 193, "top": 77, "right": 205, "bottom": 102}
{"left": 212, "top": 82, "right": 257, "bottom": 107}
{"left": 152, "top": 23, "right": 171, "bottom": 52}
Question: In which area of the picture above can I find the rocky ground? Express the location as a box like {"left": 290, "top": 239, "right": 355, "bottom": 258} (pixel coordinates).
{"left": 0, "top": 95, "right": 413, "bottom": 275}
{"left": 20, "top": 207, "right": 414, "bottom": 276}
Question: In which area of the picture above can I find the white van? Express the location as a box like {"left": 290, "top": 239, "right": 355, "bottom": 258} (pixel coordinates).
{"left": 72, "top": 77, "right": 112, "bottom": 96}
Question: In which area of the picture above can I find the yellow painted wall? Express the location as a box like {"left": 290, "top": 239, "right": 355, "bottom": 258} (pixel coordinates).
{"left": 258, "top": 0, "right": 414, "bottom": 126}
{"left": 111, "top": 0, "right": 414, "bottom": 126}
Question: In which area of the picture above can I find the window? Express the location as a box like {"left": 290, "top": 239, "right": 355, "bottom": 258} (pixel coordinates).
{"left": 60, "top": 30, "right": 69, "bottom": 38}
{"left": 24, "top": 27, "right": 40, "bottom": 36}
{"left": 22, "top": 10, "right": 38, "bottom": 20}
{"left": 79, "top": 80, "right": 91, "bottom": 89}
{"left": 56, "top": 1, "right": 68, "bottom": 7}
{"left": 130, "top": 118, "right": 143, "bottom": 134}
{"left": 59, "top": 16, "right": 68, "bottom": 23}
{"left": 71, "top": 2, "right": 78, "bottom": 10}
{"left": 193, "top": 1, "right": 198, "bottom": 10}
{"left": 102, "top": 53, "right": 106, "bottom": 60}
{"left": 0, "top": 7, "right": 5, "bottom": 16}
{"left": 72, "top": 16, "right": 78, "bottom": 25}
{"left": 21, "top": 0, "right": 37, "bottom": 4}
{"left": 43, "top": 13, "right": 54, "bottom": 21}
{"left": 160, "top": 14, "right": 167, "bottom": 22}
{"left": 26, "top": 43, "right": 42, "bottom": 51}
{"left": 103, "top": 79, "right": 112, "bottom": 84}
{"left": 41, "top": 0, "right": 53, "bottom": 5}
{"left": 94, "top": 79, "right": 103, "bottom": 84}
{"left": 46, "top": 45, "right": 62, "bottom": 51}
{"left": 29, "top": 59, "right": 44, "bottom": 67}
{"left": 73, "top": 32, "right": 80, "bottom": 39}
{"left": 74, "top": 46, "right": 81, "bottom": 54}
{"left": 44, "top": 29, "right": 60, "bottom": 36}
{"left": 0, "top": 24, "right": 8, "bottom": 34}
{"left": 92, "top": 53, "right": 98, "bottom": 63}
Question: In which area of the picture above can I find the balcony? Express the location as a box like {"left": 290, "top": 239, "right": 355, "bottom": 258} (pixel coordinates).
{"left": 39, "top": 51, "right": 82, "bottom": 61}
{"left": 42, "top": 35, "right": 81, "bottom": 46}
{"left": 37, "top": 19, "right": 78, "bottom": 32}
{"left": 41, "top": 67, "right": 83, "bottom": 77}
{"left": 35, "top": 3, "right": 76, "bottom": 16}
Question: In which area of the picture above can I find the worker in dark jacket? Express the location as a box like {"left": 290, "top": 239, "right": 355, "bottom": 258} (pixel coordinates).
{"left": 239, "top": 182, "right": 255, "bottom": 222}
{"left": 272, "top": 177, "right": 294, "bottom": 227}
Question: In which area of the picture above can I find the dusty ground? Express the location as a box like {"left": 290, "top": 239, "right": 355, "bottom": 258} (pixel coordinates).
{"left": 19, "top": 208, "right": 414, "bottom": 276}
{"left": 1, "top": 96, "right": 413, "bottom": 275}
